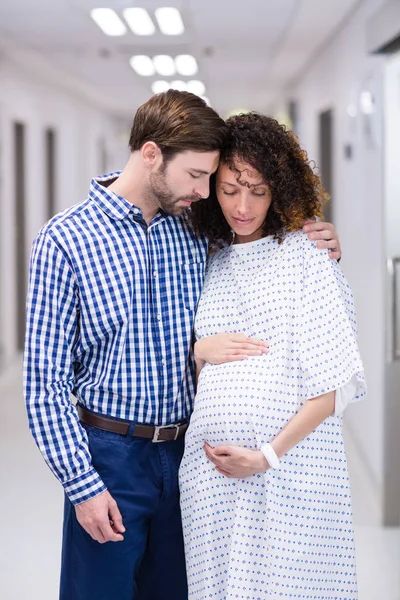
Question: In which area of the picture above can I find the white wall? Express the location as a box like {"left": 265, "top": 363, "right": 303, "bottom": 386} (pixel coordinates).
{"left": 276, "top": 0, "right": 388, "bottom": 517}
{"left": 0, "top": 53, "right": 130, "bottom": 364}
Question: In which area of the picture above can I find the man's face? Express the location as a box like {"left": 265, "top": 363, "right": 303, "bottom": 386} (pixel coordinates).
{"left": 149, "top": 150, "right": 220, "bottom": 216}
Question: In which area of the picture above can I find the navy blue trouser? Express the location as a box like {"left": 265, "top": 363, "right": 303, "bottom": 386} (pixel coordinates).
{"left": 60, "top": 423, "right": 187, "bottom": 600}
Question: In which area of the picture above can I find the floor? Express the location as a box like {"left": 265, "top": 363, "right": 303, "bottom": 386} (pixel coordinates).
{"left": 0, "top": 360, "right": 399, "bottom": 600}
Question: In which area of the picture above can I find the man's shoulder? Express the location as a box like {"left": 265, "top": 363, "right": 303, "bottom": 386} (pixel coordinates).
{"left": 38, "top": 197, "right": 93, "bottom": 240}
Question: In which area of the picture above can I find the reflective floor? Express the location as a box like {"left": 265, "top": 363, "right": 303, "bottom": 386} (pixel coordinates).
{"left": 0, "top": 360, "right": 399, "bottom": 600}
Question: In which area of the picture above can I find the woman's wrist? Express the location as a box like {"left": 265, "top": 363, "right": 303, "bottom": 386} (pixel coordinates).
{"left": 193, "top": 339, "right": 202, "bottom": 360}
{"left": 194, "top": 338, "right": 208, "bottom": 361}
{"left": 259, "top": 443, "right": 280, "bottom": 470}
{"left": 255, "top": 450, "right": 270, "bottom": 472}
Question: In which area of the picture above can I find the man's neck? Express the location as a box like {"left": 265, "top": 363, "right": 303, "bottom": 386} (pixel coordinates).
{"left": 107, "top": 156, "right": 159, "bottom": 224}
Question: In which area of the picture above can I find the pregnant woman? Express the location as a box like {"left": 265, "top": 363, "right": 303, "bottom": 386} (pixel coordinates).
{"left": 179, "top": 112, "right": 366, "bottom": 600}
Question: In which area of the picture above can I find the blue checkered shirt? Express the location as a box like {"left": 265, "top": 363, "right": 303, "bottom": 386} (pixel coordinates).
{"left": 23, "top": 173, "right": 208, "bottom": 504}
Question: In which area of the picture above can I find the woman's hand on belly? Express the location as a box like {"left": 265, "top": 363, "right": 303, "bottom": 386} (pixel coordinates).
{"left": 203, "top": 442, "right": 269, "bottom": 478}
{"left": 195, "top": 333, "right": 269, "bottom": 365}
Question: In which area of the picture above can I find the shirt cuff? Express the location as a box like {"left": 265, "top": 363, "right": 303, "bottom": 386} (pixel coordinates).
{"left": 334, "top": 374, "right": 361, "bottom": 416}
{"left": 62, "top": 468, "right": 107, "bottom": 505}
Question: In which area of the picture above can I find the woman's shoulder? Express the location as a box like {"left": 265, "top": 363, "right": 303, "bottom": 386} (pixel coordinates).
{"left": 280, "top": 230, "right": 338, "bottom": 277}
{"left": 282, "top": 229, "right": 320, "bottom": 256}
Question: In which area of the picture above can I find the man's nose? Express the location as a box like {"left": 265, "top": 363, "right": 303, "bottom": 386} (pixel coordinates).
{"left": 194, "top": 180, "right": 210, "bottom": 199}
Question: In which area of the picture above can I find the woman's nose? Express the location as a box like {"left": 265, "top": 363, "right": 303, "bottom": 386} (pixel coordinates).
{"left": 236, "top": 195, "right": 250, "bottom": 215}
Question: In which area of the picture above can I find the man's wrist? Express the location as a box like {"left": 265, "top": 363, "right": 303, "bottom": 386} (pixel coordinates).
{"left": 63, "top": 467, "right": 107, "bottom": 505}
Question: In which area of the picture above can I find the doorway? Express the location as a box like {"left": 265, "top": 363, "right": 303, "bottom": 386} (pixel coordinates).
{"left": 383, "top": 51, "right": 400, "bottom": 526}
{"left": 14, "top": 122, "right": 26, "bottom": 352}
{"left": 318, "top": 109, "right": 334, "bottom": 222}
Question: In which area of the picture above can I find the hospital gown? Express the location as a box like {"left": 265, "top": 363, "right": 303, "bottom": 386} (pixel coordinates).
{"left": 179, "top": 231, "right": 366, "bottom": 600}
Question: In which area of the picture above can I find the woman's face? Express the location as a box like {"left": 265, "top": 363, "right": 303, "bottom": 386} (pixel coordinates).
{"left": 216, "top": 160, "right": 272, "bottom": 244}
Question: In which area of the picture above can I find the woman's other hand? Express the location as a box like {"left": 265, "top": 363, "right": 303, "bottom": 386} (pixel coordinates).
{"left": 194, "top": 333, "right": 269, "bottom": 365}
{"left": 203, "top": 442, "right": 269, "bottom": 478}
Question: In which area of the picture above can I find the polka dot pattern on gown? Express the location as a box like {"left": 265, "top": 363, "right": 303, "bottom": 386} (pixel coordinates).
{"left": 179, "top": 231, "right": 366, "bottom": 600}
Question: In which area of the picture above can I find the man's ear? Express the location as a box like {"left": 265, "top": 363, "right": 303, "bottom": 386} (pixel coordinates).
{"left": 141, "top": 142, "right": 162, "bottom": 168}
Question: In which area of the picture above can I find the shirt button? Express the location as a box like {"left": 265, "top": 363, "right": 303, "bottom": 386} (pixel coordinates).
{"left": 153, "top": 270, "right": 158, "bottom": 278}
{"left": 162, "top": 360, "right": 166, "bottom": 366}
{"left": 157, "top": 314, "right": 161, "bottom": 321}
{"left": 133, "top": 208, "right": 140, "bottom": 215}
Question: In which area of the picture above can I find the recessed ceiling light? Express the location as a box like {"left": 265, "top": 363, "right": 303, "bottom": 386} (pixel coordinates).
{"left": 130, "top": 55, "right": 155, "bottom": 76}
{"left": 153, "top": 55, "right": 176, "bottom": 76}
{"left": 187, "top": 80, "right": 206, "bottom": 96}
{"left": 123, "top": 8, "right": 155, "bottom": 36}
{"left": 151, "top": 81, "right": 171, "bottom": 94}
{"left": 91, "top": 8, "right": 127, "bottom": 37}
{"left": 155, "top": 7, "right": 184, "bottom": 35}
{"left": 175, "top": 55, "right": 198, "bottom": 76}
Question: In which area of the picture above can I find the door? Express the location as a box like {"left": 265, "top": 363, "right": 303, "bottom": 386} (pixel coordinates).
{"left": 383, "top": 51, "right": 400, "bottom": 526}
{"left": 319, "top": 109, "right": 334, "bottom": 222}
{"left": 14, "top": 122, "right": 26, "bottom": 352}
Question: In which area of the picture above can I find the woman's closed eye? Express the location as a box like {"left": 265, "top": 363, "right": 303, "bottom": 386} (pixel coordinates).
{"left": 221, "top": 187, "right": 266, "bottom": 197}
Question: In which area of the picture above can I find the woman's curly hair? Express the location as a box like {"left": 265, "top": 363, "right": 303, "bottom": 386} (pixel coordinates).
{"left": 189, "top": 112, "right": 328, "bottom": 248}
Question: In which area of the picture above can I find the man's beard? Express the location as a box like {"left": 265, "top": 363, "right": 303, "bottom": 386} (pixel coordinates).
{"left": 149, "top": 168, "right": 199, "bottom": 216}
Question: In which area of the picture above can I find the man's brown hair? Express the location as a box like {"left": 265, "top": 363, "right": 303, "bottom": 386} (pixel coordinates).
{"left": 129, "top": 90, "right": 227, "bottom": 161}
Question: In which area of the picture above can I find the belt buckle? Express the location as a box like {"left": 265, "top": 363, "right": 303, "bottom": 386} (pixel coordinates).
{"left": 152, "top": 424, "right": 179, "bottom": 443}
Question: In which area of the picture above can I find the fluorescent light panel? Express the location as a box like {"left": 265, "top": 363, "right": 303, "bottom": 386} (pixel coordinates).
{"left": 153, "top": 55, "right": 176, "bottom": 76}
{"left": 155, "top": 7, "right": 184, "bottom": 35}
{"left": 123, "top": 8, "right": 155, "bottom": 35}
{"left": 170, "top": 80, "right": 187, "bottom": 91}
{"left": 151, "top": 80, "right": 206, "bottom": 97}
{"left": 175, "top": 55, "right": 198, "bottom": 76}
{"left": 187, "top": 80, "right": 206, "bottom": 96}
{"left": 152, "top": 81, "right": 170, "bottom": 94}
{"left": 130, "top": 55, "right": 155, "bottom": 76}
{"left": 91, "top": 8, "right": 127, "bottom": 36}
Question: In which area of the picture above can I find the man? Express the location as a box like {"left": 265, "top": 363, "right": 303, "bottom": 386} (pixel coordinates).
{"left": 24, "top": 90, "right": 341, "bottom": 600}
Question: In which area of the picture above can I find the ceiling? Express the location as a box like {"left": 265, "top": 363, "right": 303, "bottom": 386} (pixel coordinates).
{"left": 0, "top": 0, "right": 361, "bottom": 118}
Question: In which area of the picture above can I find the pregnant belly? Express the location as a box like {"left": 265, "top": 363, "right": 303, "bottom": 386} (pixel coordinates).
{"left": 187, "top": 357, "right": 296, "bottom": 448}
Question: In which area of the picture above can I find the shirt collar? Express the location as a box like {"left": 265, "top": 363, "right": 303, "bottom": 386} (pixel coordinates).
{"left": 90, "top": 171, "right": 141, "bottom": 221}
{"left": 90, "top": 172, "right": 180, "bottom": 227}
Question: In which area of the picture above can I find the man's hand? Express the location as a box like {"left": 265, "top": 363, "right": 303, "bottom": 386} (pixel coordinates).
{"left": 75, "top": 490, "right": 126, "bottom": 544}
{"left": 195, "top": 333, "right": 269, "bottom": 365}
{"left": 303, "top": 220, "right": 341, "bottom": 261}
{"left": 203, "top": 442, "right": 269, "bottom": 478}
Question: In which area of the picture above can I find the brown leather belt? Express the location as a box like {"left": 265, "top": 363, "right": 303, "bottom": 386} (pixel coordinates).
{"left": 77, "top": 405, "right": 188, "bottom": 442}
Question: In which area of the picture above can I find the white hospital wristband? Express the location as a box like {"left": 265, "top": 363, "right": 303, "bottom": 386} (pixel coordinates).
{"left": 260, "top": 443, "right": 280, "bottom": 470}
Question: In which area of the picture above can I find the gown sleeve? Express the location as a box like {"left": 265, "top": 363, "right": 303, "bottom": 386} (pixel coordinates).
{"left": 300, "top": 241, "right": 366, "bottom": 414}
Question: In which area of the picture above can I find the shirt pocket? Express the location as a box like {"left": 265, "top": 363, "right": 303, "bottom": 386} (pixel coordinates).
{"left": 180, "top": 261, "right": 206, "bottom": 312}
